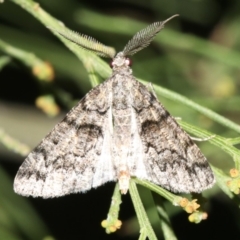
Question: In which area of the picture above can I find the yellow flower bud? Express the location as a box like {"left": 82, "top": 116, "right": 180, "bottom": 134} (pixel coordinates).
{"left": 230, "top": 168, "right": 239, "bottom": 178}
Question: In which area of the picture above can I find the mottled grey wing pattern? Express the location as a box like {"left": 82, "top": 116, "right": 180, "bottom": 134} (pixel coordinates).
{"left": 14, "top": 79, "right": 116, "bottom": 198}
{"left": 130, "top": 78, "right": 215, "bottom": 193}
{"left": 14, "top": 15, "right": 215, "bottom": 198}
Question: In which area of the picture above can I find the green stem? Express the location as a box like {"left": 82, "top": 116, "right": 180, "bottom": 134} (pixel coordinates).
{"left": 154, "top": 196, "right": 178, "bottom": 240}
{"left": 133, "top": 178, "right": 181, "bottom": 204}
{"left": 150, "top": 82, "right": 240, "bottom": 134}
{"left": 179, "top": 121, "right": 240, "bottom": 158}
{"left": 103, "top": 183, "right": 122, "bottom": 234}
{"left": 0, "top": 128, "right": 30, "bottom": 156}
{"left": 129, "top": 180, "right": 158, "bottom": 240}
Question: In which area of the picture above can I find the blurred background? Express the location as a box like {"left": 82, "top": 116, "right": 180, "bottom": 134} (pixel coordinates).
{"left": 0, "top": 0, "right": 240, "bottom": 239}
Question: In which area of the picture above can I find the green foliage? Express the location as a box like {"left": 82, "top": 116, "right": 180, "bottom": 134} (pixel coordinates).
{"left": 1, "top": 0, "right": 240, "bottom": 239}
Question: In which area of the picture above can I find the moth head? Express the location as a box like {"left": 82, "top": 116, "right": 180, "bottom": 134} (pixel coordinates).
{"left": 110, "top": 52, "right": 132, "bottom": 70}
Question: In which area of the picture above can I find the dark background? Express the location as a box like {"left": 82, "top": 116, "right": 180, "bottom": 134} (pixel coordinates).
{"left": 1, "top": 0, "right": 240, "bottom": 239}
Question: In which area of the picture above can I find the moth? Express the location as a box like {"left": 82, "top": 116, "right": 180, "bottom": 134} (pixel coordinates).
{"left": 14, "top": 15, "right": 215, "bottom": 198}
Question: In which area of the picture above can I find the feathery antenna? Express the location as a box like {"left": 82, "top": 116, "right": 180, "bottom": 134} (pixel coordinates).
{"left": 122, "top": 14, "right": 179, "bottom": 56}
{"left": 48, "top": 14, "right": 178, "bottom": 59}
{"left": 48, "top": 27, "right": 116, "bottom": 58}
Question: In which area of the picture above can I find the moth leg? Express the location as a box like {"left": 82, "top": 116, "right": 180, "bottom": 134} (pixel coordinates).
{"left": 190, "top": 135, "right": 216, "bottom": 142}
{"left": 146, "top": 82, "right": 159, "bottom": 99}
{"left": 174, "top": 117, "right": 215, "bottom": 142}
{"left": 174, "top": 117, "right": 181, "bottom": 120}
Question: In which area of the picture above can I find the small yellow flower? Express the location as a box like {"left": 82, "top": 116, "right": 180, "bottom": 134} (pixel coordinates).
{"left": 108, "top": 226, "right": 117, "bottom": 233}
{"left": 188, "top": 212, "right": 208, "bottom": 224}
{"left": 188, "top": 212, "right": 208, "bottom": 223}
{"left": 226, "top": 170, "right": 240, "bottom": 195}
{"left": 234, "top": 188, "right": 240, "bottom": 195}
{"left": 101, "top": 219, "right": 122, "bottom": 234}
{"left": 35, "top": 95, "right": 60, "bottom": 117}
{"left": 101, "top": 220, "right": 107, "bottom": 228}
{"left": 179, "top": 198, "right": 189, "bottom": 208}
{"left": 229, "top": 168, "right": 239, "bottom": 178}
{"left": 185, "top": 205, "right": 194, "bottom": 214}
{"left": 32, "top": 62, "right": 54, "bottom": 81}
{"left": 114, "top": 220, "right": 122, "bottom": 228}
{"left": 191, "top": 199, "right": 200, "bottom": 212}
{"left": 181, "top": 199, "right": 200, "bottom": 214}
{"left": 226, "top": 180, "right": 231, "bottom": 186}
